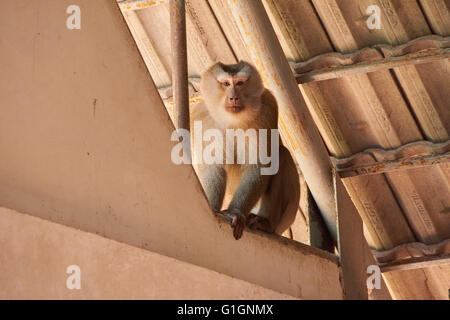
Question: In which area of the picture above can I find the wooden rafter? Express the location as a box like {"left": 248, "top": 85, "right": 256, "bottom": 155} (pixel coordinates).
{"left": 374, "top": 239, "right": 450, "bottom": 272}
{"left": 117, "top": 0, "right": 167, "bottom": 12}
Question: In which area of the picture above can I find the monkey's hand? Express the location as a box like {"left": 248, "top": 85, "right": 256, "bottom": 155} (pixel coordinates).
{"left": 247, "top": 213, "right": 273, "bottom": 233}
{"left": 220, "top": 209, "right": 246, "bottom": 240}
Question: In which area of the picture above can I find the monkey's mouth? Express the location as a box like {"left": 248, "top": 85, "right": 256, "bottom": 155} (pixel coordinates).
{"left": 225, "top": 105, "right": 244, "bottom": 113}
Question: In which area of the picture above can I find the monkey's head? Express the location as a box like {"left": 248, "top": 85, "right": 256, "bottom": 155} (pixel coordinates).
{"left": 200, "top": 61, "right": 265, "bottom": 128}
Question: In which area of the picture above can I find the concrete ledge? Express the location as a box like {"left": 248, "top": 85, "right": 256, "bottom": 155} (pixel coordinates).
{"left": 0, "top": 207, "right": 299, "bottom": 299}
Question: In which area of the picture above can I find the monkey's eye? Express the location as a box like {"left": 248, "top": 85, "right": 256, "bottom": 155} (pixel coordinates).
{"left": 235, "top": 81, "right": 244, "bottom": 86}
{"left": 222, "top": 81, "right": 231, "bottom": 87}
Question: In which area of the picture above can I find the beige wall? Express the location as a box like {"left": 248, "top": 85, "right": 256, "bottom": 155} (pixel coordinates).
{"left": 0, "top": 207, "right": 296, "bottom": 299}
{"left": 0, "top": 0, "right": 342, "bottom": 299}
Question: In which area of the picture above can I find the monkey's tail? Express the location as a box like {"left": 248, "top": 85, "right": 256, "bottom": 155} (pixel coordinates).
{"left": 288, "top": 227, "right": 293, "bottom": 240}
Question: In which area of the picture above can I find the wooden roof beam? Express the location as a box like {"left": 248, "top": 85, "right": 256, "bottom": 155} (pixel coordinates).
{"left": 118, "top": 0, "right": 167, "bottom": 12}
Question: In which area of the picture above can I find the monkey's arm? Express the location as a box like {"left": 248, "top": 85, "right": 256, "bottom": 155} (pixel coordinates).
{"left": 197, "top": 165, "right": 247, "bottom": 240}
{"left": 227, "top": 165, "right": 269, "bottom": 216}
{"left": 196, "top": 165, "right": 227, "bottom": 213}
{"left": 223, "top": 166, "right": 269, "bottom": 239}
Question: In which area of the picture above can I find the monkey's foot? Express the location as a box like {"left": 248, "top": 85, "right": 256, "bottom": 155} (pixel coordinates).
{"left": 246, "top": 214, "right": 273, "bottom": 233}
{"left": 220, "top": 210, "right": 246, "bottom": 240}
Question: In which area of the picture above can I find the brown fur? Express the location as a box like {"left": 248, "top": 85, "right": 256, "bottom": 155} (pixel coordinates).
{"left": 191, "top": 61, "right": 299, "bottom": 239}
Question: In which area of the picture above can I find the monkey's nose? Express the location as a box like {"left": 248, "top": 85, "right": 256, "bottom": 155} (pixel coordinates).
{"left": 229, "top": 96, "right": 240, "bottom": 103}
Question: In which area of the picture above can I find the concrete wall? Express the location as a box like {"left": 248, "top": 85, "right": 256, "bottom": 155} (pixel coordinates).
{"left": 0, "top": 207, "right": 296, "bottom": 299}
{"left": 0, "top": 0, "right": 342, "bottom": 299}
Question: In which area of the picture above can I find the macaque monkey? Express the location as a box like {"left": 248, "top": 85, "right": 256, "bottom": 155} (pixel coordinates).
{"left": 190, "top": 61, "right": 299, "bottom": 240}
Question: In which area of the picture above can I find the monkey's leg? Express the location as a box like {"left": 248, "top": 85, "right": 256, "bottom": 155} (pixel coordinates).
{"left": 196, "top": 165, "right": 227, "bottom": 212}
{"left": 225, "top": 165, "right": 270, "bottom": 239}
{"left": 247, "top": 212, "right": 273, "bottom": 233}
{"left": 248, "top": 146, "right": 299, "bottom": 235}
{"left": 246, "top": 181, "right": 279, "bottom": 234}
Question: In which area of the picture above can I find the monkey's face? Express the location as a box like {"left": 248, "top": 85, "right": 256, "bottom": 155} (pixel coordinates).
{"left": 217, "top": 74, "right": 248, "bottom": 114}
{"left": 200, "top": 61, "right": 265, "bottom": 128}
